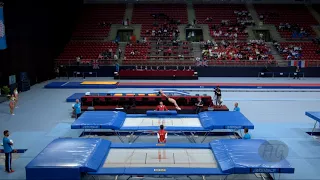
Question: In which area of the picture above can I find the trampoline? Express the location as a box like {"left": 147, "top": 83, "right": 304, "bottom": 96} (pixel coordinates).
{"left": 71, "top": 111, "right": 254, "bottom": 143}
{"left": 25, "top": 138, "right": 294, "bottom": 180}
{"left": 305, "top": 111, "right": 320, "bottom": 135}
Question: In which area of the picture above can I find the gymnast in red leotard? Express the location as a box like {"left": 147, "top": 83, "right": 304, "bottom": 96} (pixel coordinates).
{"left": 158, "top": 90, "right": 181, "bottom": 110}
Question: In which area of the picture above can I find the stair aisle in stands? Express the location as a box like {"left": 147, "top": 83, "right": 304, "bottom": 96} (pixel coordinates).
{"left": 187, "top": 2, "right": 196, "bottom": 25}
{"left": 267, "top": 42, "right": 286, "bottom": 67}
{"left": 245, "top": 3, "right": 261, "bottom": 25}
{"left": 124, "top": 3, "right": 133, "bottom": 21}
{"left": 192, "top": 42, "right": 201, "bottom": 61}
{"left": 117, "top": 42, "right": 127, "bottom": 65}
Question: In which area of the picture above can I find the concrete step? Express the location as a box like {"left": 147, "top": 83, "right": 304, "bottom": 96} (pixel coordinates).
{"left": 124, "top": 4, "right": 134, "bottom": 22}
{"left": 312, "top": 25, "right": 320, "bottom": 37}
{"left": 178, "top": 25, "right": 187, "bottom": 41}
{"left": 307, "top": 5, "right": 320, "bottom": 25}
{"left": 247, "top": 25, "right": 285, "bottom": 42}
{"left": 187, "top": 3, "right": 196, "bottom": 25}
{"left": 266, "top": 42, "right": 286, "bottom": 67}
{"left": 192, "top": 42, "right": 201, "bottom": 59}
{"left": 245, "top": 3, "right": 261, "bottom": 25}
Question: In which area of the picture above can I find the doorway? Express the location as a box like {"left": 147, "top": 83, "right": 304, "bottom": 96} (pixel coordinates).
{"left": 254, "top": 30, "right": 272, "bottom": 42}
{"left": 117, "top": 30, "right": 133, "bottom": 42}
{"left": 186, "top": 28, "right": 203, "bottom": 42}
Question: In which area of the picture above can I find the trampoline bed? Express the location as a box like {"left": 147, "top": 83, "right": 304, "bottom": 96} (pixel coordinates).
{"left": 71, "top": 111, "right": 254, "bottom": 143}
{"left": 25, "top": 138, "right": 294, "bottom": 180}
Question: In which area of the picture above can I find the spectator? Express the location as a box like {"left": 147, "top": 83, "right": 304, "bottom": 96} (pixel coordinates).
{"left": 55, "top": 67, "right": 59, "bottom": 79}
{"left": 118, "top": 48, "right": 122, "bottom": 58}
{"left": 155, "top": 101, "right": 168, "bottom": 111}
{"left": 293, "top": 65, "right": 300, "bottom": 79}
{"left": 114, "top": 54, "right": 118, "bottom": 60}
{"left": 73, "top": 99, "right": 81, "bottom": 119}
{"left": 76, "top": 56, "right": 81, "bottom": 66}
{"left": 243, "top": 128, "right": 251, "bottom": 139}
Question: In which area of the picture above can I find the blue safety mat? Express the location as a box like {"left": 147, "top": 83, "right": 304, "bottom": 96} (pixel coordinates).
{"left": 44, "top": 82, "right": 68, "bottom": 88}
{"left": 199, "top": 111, "right": 254, "bottom": 129}
{"left": 211, "top": 139, "right": 294, "bottom": 174}
{"left": 45, "top": 82, "right": 320, "bottom": 89}
{"left": 71, "top": 111, "right": 254, "bottom": 131}
{"left": 25, "top": 138, "right": 111, "bottom": 180}
{"left": 305, "top": 112, "right": 320, "bottom": 122}
{"left": 71, "top": 111, "right": 127, "bottom": 129}
{"left": 45, "top": 82, "right": 117, "bottom": 89}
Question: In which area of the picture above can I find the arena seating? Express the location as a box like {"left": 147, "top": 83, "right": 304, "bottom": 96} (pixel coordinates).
{"left": 194, "top": 4, "right": 250, "bottom": 41}
{"left": 57, "top": 41, "right": 118, "bottom": 63}
{"left": 80, "top": 95, "right": 228, "bottom": 114}
{"left": 123, "top": 40, "right": 194, "bottom": 65}
{"left": 115, "top": 69, "right": 197, "bottom": 80}
{"left": 278, "top": 42, "right": 320, "bottom": 66}
{"left": 255, "top": 4, "right": 317, "bottom": 40}
{"left": 124, "top": 43, "right": 151, "bottom": 60}
{"left": 132, "top": 4, "right": 188, "bottom": 39}
{"left": 72, "top": 5, "right": 126, "bottom": 39}
{"left": 200, "top": 40, "right": 275, "bottom": 66}
{"left": 55, "top": 3, "right": 320, "bottom": 68}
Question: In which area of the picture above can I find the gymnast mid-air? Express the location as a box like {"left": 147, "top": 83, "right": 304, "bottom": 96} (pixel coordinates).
{"left": 158, "top": 89, "right": 181, "bottom": 110}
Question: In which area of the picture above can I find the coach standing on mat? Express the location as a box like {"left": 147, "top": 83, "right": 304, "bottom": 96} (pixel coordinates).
{"left": 73, "top": 99, "right": 82, "bottom": 119}
{"left": 214, "top": 86, "right": 222, "bottom": 106}
{"left": 3, "top": 130, "right": 15, "bottom": 173}
{"left": 195, "top": 97, "right": 204, "bottom": 114}
{"left": 233, "top": 102, "right": 240, "bottom": 111}
{"left": 293, "top": 65, "right": 300, "bottom": 79}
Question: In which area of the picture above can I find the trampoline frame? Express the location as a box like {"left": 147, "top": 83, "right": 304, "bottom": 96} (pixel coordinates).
{"left": 81, "top": 128, "right": 242, "bottom": 143}
{"left": 87, "top": 169, "right": 281, "bottom": 180}
{"left": 305, "top": 112, "right": 320, "bottom": 136}
{"left": 25, "top": 138, "right": 294, "bottom": 180}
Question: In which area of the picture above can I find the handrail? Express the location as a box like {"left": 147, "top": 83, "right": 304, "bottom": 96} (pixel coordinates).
{"left": 55, "top": 59, "right": 320, "bottom": 67}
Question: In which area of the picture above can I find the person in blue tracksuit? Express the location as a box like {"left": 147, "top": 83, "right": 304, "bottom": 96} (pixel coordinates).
{"left": 73, "top": 99, "right": 81, "bottom": 119}
{"left": 233, "top": 102, "right": 240, "bottom": 111}
{"left": 243, "top": 128, "right": 251, "bottom": 140}
{"left": 3, "top": 130, "right": 15, "bottom": 173}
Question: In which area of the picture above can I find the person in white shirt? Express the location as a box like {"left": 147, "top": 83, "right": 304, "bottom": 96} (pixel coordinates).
{"left": 76, "top": 56, "right": 81, "bottom": 66}
{"left": 118, "top": 48, "right": 122, "bottom": 58}
{"left": 114, "top": 54, "right": 118, "bottom": 60}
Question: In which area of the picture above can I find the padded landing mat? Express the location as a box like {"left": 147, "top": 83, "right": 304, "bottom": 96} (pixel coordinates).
{"left": 119, "top": 82, "right": 320, "bottom": 89}
{"left": 45, "top": 82, "right": 117, "bottom": 89}
{"left": 81, "top": 81, "right": 118, "bottom": 85}
{"left": 46, "top": 81, "right": 320, "bottom": 89}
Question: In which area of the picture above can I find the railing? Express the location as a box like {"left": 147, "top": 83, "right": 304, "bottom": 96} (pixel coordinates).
{"left": 55, "top": 59, "right": 320, "bottom": 67}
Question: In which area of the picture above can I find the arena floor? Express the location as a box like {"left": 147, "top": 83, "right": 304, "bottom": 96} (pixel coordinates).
{"left": 1, "top": 77, "right": 320, "bottom": 179}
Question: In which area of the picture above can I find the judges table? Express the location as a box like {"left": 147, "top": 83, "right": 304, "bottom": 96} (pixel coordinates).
{"left": 115, "top": 70, "right": 198, "bottom": 80}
